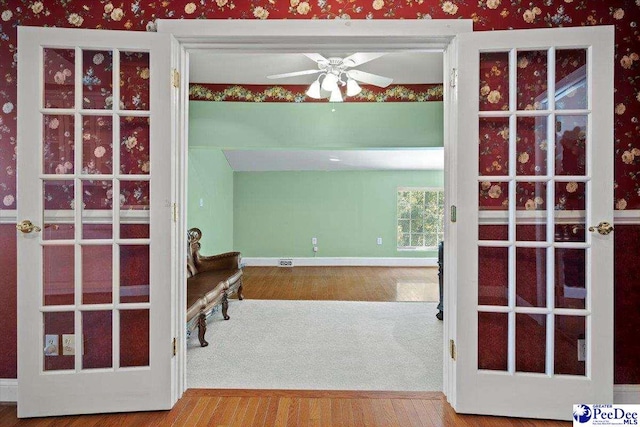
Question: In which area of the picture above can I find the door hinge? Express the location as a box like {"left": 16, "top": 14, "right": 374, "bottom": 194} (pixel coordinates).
{"left": 450, "top": 205, "right": 457, "bottom": 223}
{"left": 172, "top": 202, "right": 178, "bottom": 222}
{"left": 450, "top": 339, "right": 456, "bottom": 361}
{"left": 450, "top": 68, "right": 458, "bottom": 88}
{"left": 172, "top": 69, "right": 180, "bottom": 88}
{"left": 172, "top": 337, "right": 177, "bottom": 357}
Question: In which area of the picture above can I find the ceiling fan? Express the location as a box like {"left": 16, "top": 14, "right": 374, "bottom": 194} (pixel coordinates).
{"left": 266, "top": 53, "right": 393, "bottom": 102}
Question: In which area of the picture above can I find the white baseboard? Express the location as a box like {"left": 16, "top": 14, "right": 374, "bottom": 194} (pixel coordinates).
{"left": 0, "top": 378, "right": 17, "bottom": 402}
{"left": 243, "top": 257, "right": 438, "bottom": 267}
{"left": 614, "top": 385, "right": 640, "bottom": 404}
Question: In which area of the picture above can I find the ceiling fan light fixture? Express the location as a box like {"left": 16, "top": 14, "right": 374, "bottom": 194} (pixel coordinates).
{"left": 329, "top": 88, "right": 343, "bottom": 103}
{"left": 321, "top": 73, "right": 339, "bottom": 92}
{"left": 346, "top": 78, "right": 362, "bottom": 97}
{"left": 306, "top": 79, "right": 323, "bottom": 99}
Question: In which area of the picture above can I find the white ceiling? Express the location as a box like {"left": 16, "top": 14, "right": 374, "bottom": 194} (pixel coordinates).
{"left": 223, "top": 149, "right": 444, "bottom": 172}
{"left": 189, "top": 52, "right": 443, "bottom": 85}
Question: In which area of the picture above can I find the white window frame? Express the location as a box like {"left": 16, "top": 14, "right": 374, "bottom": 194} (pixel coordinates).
{"left": 397, "top": 186, "right": 444, "bottom": 251}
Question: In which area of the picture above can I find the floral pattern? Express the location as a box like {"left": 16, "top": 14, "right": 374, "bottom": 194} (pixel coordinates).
{"left": 189, "top": 83, "right": 444, "bottom": 102}
{"left": 0, "top": 1, "right": 637, "bottom": 211}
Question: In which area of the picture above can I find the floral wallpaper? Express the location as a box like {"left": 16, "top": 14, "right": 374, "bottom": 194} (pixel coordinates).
{"left": 189, "top": 83, "right": 443, "bottom": 102}
{"left": 0, "top": 0, "right": 638, "bottom": 213}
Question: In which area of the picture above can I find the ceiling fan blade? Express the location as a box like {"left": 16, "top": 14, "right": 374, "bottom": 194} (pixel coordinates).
{"left": 303, "top": 53, "right": 329, "bottom": 64}
{"left": 347, "top": 70, "right": 393, "bottom": 88}
{"left": 342, "top": 52, "right": 386, "bottom": 67}
{"left": 267, "top": 69, "right": 321, "bottom": 79}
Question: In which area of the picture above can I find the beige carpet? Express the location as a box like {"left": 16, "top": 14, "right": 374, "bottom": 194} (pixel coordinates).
{"left": 187, "top": 300, "right": 443, "bottom": 391}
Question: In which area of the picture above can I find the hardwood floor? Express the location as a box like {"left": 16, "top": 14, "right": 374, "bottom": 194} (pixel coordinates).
{"left": 0, "top": 389, "right": 571, "bottom": 426}
{"left": 238, "top": 266, "right": 439, "bottom": 302}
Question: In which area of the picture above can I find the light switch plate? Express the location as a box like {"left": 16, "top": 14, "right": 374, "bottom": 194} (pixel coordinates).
{"left": 62, "top": 334, "right": 75, "bottom": 356}
{"left": 44, "top": 334, "right": 58, "bottom": 356}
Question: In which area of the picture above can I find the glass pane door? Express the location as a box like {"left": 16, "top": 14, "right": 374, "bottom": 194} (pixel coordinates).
{"left": 18, "top": 27, "right": 173, "bottom": 418}
{"left": 454, "top": 26, "right": 614, "bottom": 420}
{"left": 41, "top": 47, "right": 152, "bottom": 373}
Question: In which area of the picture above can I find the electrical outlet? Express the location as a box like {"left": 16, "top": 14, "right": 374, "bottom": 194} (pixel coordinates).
{"left": 312, "top": 237, "right": 317, "bottom": 245}
{"left": 313, "top": 246, "right": 318, "bottom": 252}
{"left": 577, "top": 338, "right": 586, "bottom": 362}
{"left": 377, "top": 237, "right": 383, "bottom": 245}
{"left": 62, "top": 334, "right": 75, "bottom": 356}
{"left": 199, "top": 198, "right": 204, "bottom": 207}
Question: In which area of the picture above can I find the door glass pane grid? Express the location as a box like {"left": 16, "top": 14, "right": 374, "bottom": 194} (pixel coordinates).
{"left": 477, "top": 47, "right": 590, "bottom": 377}
{"left": 39, "top": 47, "right": 151, "bottom": 373}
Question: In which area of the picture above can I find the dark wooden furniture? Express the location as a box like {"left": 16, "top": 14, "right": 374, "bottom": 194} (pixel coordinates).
{"left": 437, "top": 241, "right": 444, "bottom": 320}
{"left": 186, "top": 228, "right": 244, "bottom": 347}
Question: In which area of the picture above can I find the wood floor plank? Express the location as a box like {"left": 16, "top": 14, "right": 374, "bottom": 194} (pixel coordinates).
{"left": 252, "top": 397, "right": 271, "bottom": 427}
{"left": 235, "top": 397, "right": 259, "bottom": 427}
{"left": 193, "top": 397, "right": 221, "bottom": 427}
{"left": 171, "top": 396, "right": 200, "bottom": 426}
{"left": 183, "top": 396, "right": 214, "bottom": 426}
{"left": 241, "top": 266, "right": 438, "bottom": 302}
{"left": 285, "top": 398, "right": 300, "bottom": 427}
{"left": 412, "top": 398, "right": 437, "bottom": 427}
{"left": 263, "top": 395, "right": 280, "bottom": 427}
{"left": 318, "top": 398, "right": 332, "bottom": 427}
{"left": 274, "top": 397, "right": 291, "bottom": 427}
{"left": 308, "top": 398, "right": 321, "bottom": 426}
{"left": 0, "top": 391, "right": 573, "bottom": 426}
{"left": 298, "top": 398, "right": 311, "bottom": 426}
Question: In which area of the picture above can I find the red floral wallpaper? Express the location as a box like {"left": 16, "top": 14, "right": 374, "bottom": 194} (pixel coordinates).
{"left": 189, "top": 83, "right": 443, "bottom": 102}
{"left": 0, "top": 0, "right": 638, "bottom": 385}
{"left": 0, "top": 0, "right": 638, "bottom": 210}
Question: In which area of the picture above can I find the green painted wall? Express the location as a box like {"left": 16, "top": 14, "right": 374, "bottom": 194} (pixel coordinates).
{"left": 187, "top": 148, "right": 234, "bottom": 254}
{"left": 189, "top": 101, "right": 443, "bottom": 149}
{"left": 233, "top": 171, "right": 443, "bottom": 258}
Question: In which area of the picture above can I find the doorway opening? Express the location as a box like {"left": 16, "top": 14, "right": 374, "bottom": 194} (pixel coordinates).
{"left": 184, "top": 49, "right": 447, "bottom": 392}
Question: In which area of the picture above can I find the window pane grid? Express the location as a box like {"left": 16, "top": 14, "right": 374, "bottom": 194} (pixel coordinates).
{"left": 39, "top": 47, "right": 151, "bottom": 373}
{"left": 477, "top": 46, "right": 590, "bottom": 377}
{"left": 397, "top": 188, "right": 444, "bottom": 250}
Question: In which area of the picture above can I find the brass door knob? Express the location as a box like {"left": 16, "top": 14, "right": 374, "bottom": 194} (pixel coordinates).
{"left": 588, "top": 221, "right": 614, "bottom": 235}
{"left": 16, "top": 220, "right": 41, "bottom": 234}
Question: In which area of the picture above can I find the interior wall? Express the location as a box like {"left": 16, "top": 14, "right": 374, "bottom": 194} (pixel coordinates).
{"left": 189, "top": 102, "right": 444, "bottom": 149}
{"left": 187, "top": 148, "right": 234, "bottom": 254}
{"left": 233, "top": 170, "right": 443, "bottom": 258}
{"left": 0, "top": 2, "right": 638, "bottom": 385}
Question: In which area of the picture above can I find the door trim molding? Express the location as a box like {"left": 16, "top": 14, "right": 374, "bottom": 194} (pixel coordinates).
{"left": 159, "top": 18, "right": 475, "bottom": 404}
{"left": 0, "top": 379, "right": 17, "bottom": 403}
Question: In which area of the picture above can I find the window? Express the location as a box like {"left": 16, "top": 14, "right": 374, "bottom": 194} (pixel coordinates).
{"left": 397, "top": 188, "right": 444, "bottom": 250}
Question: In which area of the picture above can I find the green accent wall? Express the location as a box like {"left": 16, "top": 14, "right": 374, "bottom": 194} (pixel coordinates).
{"left": 187, "top": 148, "right": 234, "bottom": 254}
{"left": 189, "top": 101, "right": 443, "bottom": 149}
{"left": 233, "top": 170, "right": 443, "bottom": 258}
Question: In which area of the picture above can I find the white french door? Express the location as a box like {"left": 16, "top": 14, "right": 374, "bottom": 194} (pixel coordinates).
{"left": 454, "top": 26, "right": 614, "bottom": 420}
{"left": 17, "top": 27, "right": 175, "bottom": 417}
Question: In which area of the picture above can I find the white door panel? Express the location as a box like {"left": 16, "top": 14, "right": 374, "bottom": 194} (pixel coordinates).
{"left": 454, "top": 26, "right": 614, "bottom": 420}
{"left": 17, "top": 26, "right": 175, "bottom": 417}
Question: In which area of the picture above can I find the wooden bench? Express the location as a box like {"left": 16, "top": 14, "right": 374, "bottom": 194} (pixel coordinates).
{"left": 186, "top": 228, "right": 244, "bottom": 347}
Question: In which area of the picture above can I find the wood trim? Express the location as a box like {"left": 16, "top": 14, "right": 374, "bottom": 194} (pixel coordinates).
{"left": 184, "top": 388, "right": 444, "bottom": 400}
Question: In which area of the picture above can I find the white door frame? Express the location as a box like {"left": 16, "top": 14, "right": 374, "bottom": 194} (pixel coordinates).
{"left": 157, "top": 19, "right": 471, "bottom": 405}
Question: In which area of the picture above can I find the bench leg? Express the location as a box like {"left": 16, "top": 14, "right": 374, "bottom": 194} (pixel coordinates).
{"left": 237, "top": 279, "right": 244, "bottom": 301}
{"left": 197, "top": 313, "right": 209, "bottom": 347}
{"left": 222, "top": 293, "right": 230, "bottom": 320}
